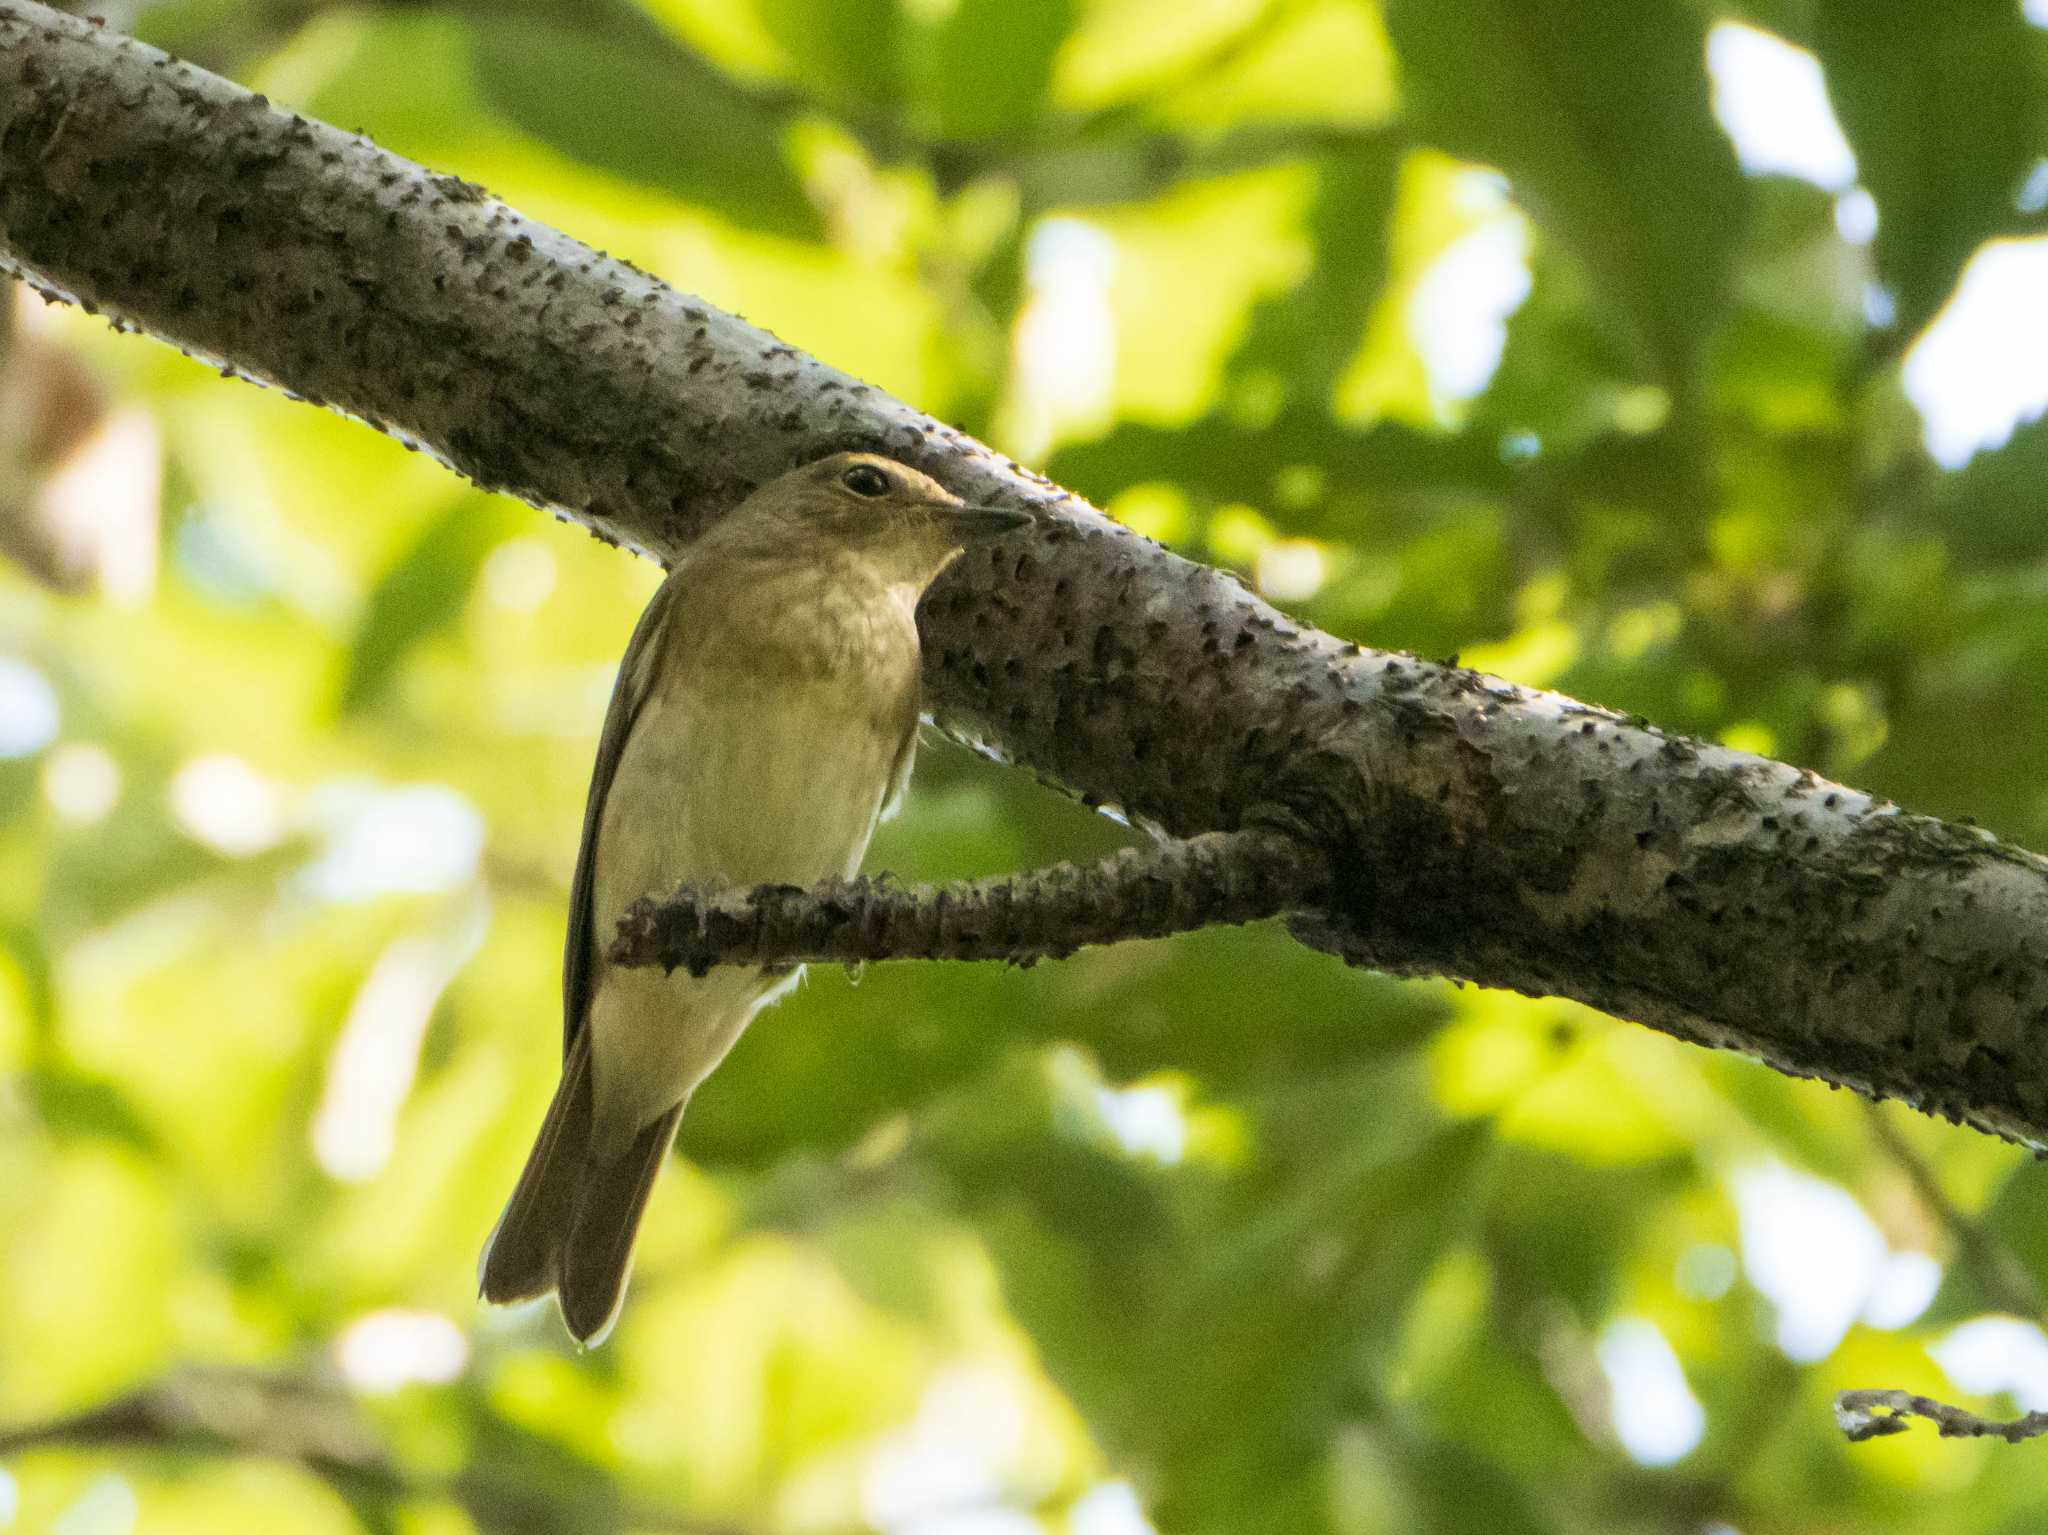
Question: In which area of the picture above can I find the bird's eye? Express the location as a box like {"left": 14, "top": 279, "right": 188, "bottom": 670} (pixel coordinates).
{"left": 841, "top": 464, "right": 892, "bottom": 498}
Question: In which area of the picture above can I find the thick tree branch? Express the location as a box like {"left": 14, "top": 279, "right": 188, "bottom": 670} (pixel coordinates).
{"left": 610, "top": 827, "right": 1331, "bottom": 973}
{"left": 7, "top": 3, "right": 2048, "bottom": 1147}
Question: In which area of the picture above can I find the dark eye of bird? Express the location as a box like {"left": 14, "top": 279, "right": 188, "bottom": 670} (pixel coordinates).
{"left": 841, "top": 464, "right": 892, "bottom": 498}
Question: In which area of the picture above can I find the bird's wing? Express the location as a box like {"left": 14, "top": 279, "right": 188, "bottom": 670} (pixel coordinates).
{"left": 876, "top": 716, "right": 919, "bottom": 825}
{"left": 563, "top": 571, "right": 687, "bottom": 1056}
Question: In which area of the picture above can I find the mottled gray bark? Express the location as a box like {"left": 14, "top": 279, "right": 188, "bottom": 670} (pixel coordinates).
{"left": 612, "top": 828, "right": 1331, "bottom": 973}
{"left": 5, "top": 2, "right": 2048, "bottom": 1147}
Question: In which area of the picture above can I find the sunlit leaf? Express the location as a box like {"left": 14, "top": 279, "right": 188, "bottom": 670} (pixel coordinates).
{"left": 1812, "top": 0, "right": 2042, "bottom": 344}
{"left": 338, "top": 495, "right": 523, "bottom": 716}
{"left": 471, "top": 16, "right": 821, "bottom": 238}
{"left": 1229, "top": 147, "right": 1406, "bottom": 406}
{"left": 911, "top": 0, "right": 1075, "bottom": 143}
{"left": 755, "top": 0, "right": 900, "bottom": 112}
{"left": 1051, "top": 412, "right": 1508, "bottom": 528}
{"left": 1934, "top": 414, "right": 2048, "bottom": 568}
{"left": 17, "top": 1068, "right": 162, "bottom": 1153}
{"left": 0, "top": 920, "right": 54, "bottom": 1041}
{"left": 1385, "top": 0, "right": 1748, "bottom": 390}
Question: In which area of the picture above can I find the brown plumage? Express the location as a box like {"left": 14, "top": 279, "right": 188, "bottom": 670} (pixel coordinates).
{"left": 478, "top": 452, "right": 1028, "bottom": 1344}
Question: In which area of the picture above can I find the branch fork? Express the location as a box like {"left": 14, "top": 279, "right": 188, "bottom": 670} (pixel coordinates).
{"left": 11, "top": 1, "right": 2048, "bottom": 1146}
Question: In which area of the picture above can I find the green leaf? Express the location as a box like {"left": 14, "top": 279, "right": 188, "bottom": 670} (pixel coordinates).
{"left": 45, "top": 802, "right": 240, "bottom": 934}
{"left": 1229, "top": 147, "right": 1406, "bottom": 406}
{"left": 1384, "top": 0, "right": 1748, "bottom": 391}
{"left": 470, "top": 16, "right": 821, "bottom": 239}
{"left": 1006, "top": 125, "right": 1389, "bottom": 212}
{"left": 755, "top": 0, "right": 901, "bottom": 112}
{"left": 338, "top": 495, "right": 523, "bottom": 716}
{"left": 1151, "top": 1119, "right": 1496, "bottom": 1531}
{"left": 1813, "top": 0, "right": 2042, "bottom": 343}
{"left": 940, "top": 1055, "right": 1493, "bottom": 1535}
{"left": 1471, "top": 241, "right": 1652, "bottom": 457}
{"left": 1485, "top": 1149, "right": 1692, "bottom": 1318}
{"left": 911, "top": 0, "right": 1075, "bottom": 142}
{"left": 293, "top": 11, "right": 487, "bottom": 165}
{"left": 1939, "top": 1150, "right": 2048, "bottom": 1322}
{"left": 1050, "top": 411, "right": 1509, "bottom": 528}
{"left": 1938, "top": 415, "right": 2048, "bottom": 567}
{"left": 20, "top": 1068, "right": 163, "bottom": 1154}
{"left": 1397, "top": 1434, "right": 1567, "bottom": 1535}
{"left": 0, "top": 921, "right": 54, "bottom": 1042}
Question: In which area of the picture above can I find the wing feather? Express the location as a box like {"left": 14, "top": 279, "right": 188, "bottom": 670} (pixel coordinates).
{"left": 562, "top": 571, "right": 687, "bottom": 1056}
{"left": 876, "top": 718, "right": 919, "bottom": 826}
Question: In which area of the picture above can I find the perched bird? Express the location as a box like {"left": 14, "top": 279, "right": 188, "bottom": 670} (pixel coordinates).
{"left": 479, "top": 451, "right": 1029, "bottom": 1345}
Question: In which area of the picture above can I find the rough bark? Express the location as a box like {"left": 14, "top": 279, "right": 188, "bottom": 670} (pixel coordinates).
{"left": 612, "top": 828, "right": 1331, "bottom": 973}
{"left": 4, "top": 2, "right": 2048, "bottom": 1146}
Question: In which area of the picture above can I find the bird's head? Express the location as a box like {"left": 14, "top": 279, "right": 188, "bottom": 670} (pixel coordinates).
{"left": 736, "top": 452, "right": 1031, "bottom": 587}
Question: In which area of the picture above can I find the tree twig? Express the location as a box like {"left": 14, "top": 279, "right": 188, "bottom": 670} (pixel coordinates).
{"left": 610, "top": 827, "right": 1330, "bottom": 974}
{"left": 1836, "top": 1388, "right": 2048, "bottom": 1445}
{"left": 1866, "top": 1105, "right": 2044, "bottom": 1319}
{"left": 0, "top": 1368, "right": 740, "bottom": 1535}
{"left": 11, "top": 2, "right": 2048, "bottom": 1149}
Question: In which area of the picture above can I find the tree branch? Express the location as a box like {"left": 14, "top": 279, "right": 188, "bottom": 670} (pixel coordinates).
{"left": 0, "top": 1368, "right": 740, "bottom": 1534}
{"left": 1836, "top": 1389, "right": 2048, "bottom": 1445}
{"left": 7, "top": 2, "right": 2048, "bottom": 1148}
{"left": 610, "top": 827, "right": 1331, "bottom": 973}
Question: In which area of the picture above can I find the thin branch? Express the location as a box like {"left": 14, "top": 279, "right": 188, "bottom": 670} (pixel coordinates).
{"left": 1837, "top": 1388, "right": 2048, "bottom": 1445}
{"left": 0, "top": 1368, "right": 739, "bottom": 1535}
{"left": 11, "top": 3, "right": 2048, "bottom": 1149}
{"left": 1866, "top": 1105, "right": 2044, "bottom": 1319}
{"left": 610, "top": 827, "right": 1330, "bottom": 974}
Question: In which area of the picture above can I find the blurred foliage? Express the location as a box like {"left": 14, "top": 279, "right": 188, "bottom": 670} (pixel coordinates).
{"left": 5, "top": 1, "right": 2048, "bottom": 1532}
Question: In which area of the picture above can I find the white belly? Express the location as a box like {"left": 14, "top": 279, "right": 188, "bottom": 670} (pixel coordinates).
{"left": 584, "top": 668, "right": 910, "bottom": 1139}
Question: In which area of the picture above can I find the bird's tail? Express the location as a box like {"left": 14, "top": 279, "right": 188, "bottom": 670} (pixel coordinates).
{"left": 478, "top": 1032, "right": 685, "bottom": 1347}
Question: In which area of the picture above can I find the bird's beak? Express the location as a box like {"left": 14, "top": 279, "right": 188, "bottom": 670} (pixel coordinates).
{"left": 944, "top": 504, "right": 1033, "bottom": 538}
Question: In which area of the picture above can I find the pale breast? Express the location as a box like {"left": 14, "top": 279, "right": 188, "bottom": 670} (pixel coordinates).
{"left": 619, "top": 574, "right": 913, "bottom": 875}
{"left": 593, "top": 665, "right": 913, "bottom": 917}
{"left": 582, "top": 573, "right": 924, "bottom": 1134}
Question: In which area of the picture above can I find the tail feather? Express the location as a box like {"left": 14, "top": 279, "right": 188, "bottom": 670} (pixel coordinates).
{"left": 557, "top": 1101, "right": 685, "bottom": 1347}
{"left": 479, "top": 1033, "right": 685, "bottom": 1346}
{"left": 479, "top": 1031, "right": 595, "bottom": 1306}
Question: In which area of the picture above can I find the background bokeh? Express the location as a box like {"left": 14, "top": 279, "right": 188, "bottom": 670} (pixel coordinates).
{"left": 5, "top": 1, "right": 2048, "bottom": 1531}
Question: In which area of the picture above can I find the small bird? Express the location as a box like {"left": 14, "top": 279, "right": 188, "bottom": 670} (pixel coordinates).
{"left": 479, "top": 451, "right": 1028, "bottom": 1345}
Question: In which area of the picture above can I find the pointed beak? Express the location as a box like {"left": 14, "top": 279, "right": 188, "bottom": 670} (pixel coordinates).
{"left": 944, "top": 504, "right": 1033, "bottom": 538}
